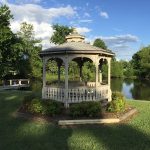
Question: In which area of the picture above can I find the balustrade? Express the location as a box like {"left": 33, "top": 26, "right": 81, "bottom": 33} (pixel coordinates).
{"left": 42, "top": 85, "right": 109, "bottom": 103}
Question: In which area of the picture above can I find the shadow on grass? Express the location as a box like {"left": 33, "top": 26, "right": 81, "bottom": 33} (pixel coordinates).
{"left": 0, "top": 91, "right": 150, "bottom": 150}
{"left": 0, "top": 91, "right": 72, "bottom": 150}
{"left": 70, "top": 124, "right": 150, "bottom": 150}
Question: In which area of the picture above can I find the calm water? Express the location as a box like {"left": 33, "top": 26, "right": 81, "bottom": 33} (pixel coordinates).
{"left": 31, "top": 78, "right": 150, "bottom": 101}
{"left": 111, "top": 78, "right": 150, "bottom": 101}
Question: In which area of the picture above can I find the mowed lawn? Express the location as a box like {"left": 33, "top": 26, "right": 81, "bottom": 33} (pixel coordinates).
{"left": 0, "top": 91, "right": 150, "bottom": 150}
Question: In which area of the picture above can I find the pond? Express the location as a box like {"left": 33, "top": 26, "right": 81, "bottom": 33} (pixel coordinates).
{"left": 30, "top": 78, "right": 150, "bottom": 101}
{"left": 111, "top": 78, "right": 150, "bottom": 101}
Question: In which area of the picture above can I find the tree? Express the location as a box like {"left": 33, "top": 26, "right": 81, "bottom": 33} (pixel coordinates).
{"left": 0, "top": 5, "right": 21, "bottom": 78}
{"left": 50, "top": 24, "right": 73, "bottom": 45}
{"left": 111, "top": 60, "right": 124, "bottom": 78}
{"left": 82, "top": 61, "right": 95, "bottom": 82}
{"left": 17, "top": 22, "right": 42, "bottom": 78}
{"left": 93, "top": 38, "right": 107, "bottom": 50}
{"left": 121, "top": 60, "right": 134, "bottom": 78}
{"left": 132, "top": 46, "right": 150, "bottom": 79}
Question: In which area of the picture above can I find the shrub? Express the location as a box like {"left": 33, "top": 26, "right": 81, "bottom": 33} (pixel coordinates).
{"left": 107, "top": 92, "right": 125, "bottom": 112}
{"left": 27, "top": 98, "right": 63, "bottom": 116}
{"left": 29, "top": 98, "right": 45, "bottom": 114}
{"left": 45, "top": 100, "right": 63, "bottom": 116}
{"left": 70, "top": 101, "right": 102, "bottom": 118}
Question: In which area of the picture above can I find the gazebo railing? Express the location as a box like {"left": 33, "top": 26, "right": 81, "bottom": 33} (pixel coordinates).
{"left": 42, "top": 85, "right": 109, "bottom": 103}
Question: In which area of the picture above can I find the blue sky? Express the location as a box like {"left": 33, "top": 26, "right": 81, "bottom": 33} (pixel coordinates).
{"left": 1, "top": 0, "right": 150, "bottom": 60}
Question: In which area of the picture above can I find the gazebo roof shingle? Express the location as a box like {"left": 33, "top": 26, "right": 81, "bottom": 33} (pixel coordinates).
{"left": 40, "top": 42, "right": 114, "bottom": 56}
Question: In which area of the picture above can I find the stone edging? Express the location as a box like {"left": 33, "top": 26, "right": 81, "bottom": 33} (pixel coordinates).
{"left": 58, "top": 108, "right": 138, "bottom": 125}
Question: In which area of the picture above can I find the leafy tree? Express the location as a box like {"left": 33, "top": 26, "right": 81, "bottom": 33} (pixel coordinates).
{"left": 121, "top": 60, "right": 134, "bottom": 78}
{"left": 50, "top": 24, "right": 73, "bottom": 44}
{"left": 0, "top": 5, "right": 22, "bottom": 78}
{"left": 132, "top": 46, "right": 150, "bottom": 79}
{"left": 69, "top": 61, "right": 79, "bottom": 80}
{"left": 82, "top": 61, "right": 95, "bottom": 82}
{"left": 111, "top": 60, "right": 124, "bottom": 78}
{"left": 17, "top": 22, "right": 42, "bottom": 78}
{"left": 93, "top": 38, "right": 107, "bottom": 50}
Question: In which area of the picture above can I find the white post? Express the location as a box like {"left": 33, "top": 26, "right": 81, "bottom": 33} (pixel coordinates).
{"left": 43, "top": 58, "right": 46, "bottom": 87}
{"left": 42, "top": 58, "right": 46, "bottom": 99}
{"left": 64, "top": 57, "right": 69, "bottom": 108}
{"left": 95, "top": 61, "right": 99, "bottom": 88}
{"left": 19, "top": 80, "right": 21, "bottom": 85}
{"left": 107, "top": 58, "right": 111, "bottom": 87}
{"left": 107, "top": 58, "right": 112, "bottom": 102}
{"left": 9, "top": 80, "right": 12, "bottom": 86}
{"left": 95, "top": 58, "right": 99, "bottom": 100}
{"left": 99, "top": 71, "right": 102, "bottom": 83}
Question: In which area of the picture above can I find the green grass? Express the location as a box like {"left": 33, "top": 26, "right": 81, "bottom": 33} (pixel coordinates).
{"left": 0, "top": 91, "right": 150, "bottom": 150}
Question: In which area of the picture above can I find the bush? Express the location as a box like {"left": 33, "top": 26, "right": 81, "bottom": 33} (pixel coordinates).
{"left": 70, "top": 101, "right": 102, "bottom": 118}
{"left": 107, "top": 92, "right": 125, "bottom": 112}
{"left": 29, "top": 98, "right": 45, "bottom": 114}
{"left": 27, "top": 98, "right": 63, "bottom": 116}
{"left": 45, "top": 100, "right": 63, "bottom": 116}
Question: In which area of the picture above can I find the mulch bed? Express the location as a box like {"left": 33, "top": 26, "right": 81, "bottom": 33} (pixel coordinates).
{"left": 16, "top": 104, "right": 137, "bottom": 124}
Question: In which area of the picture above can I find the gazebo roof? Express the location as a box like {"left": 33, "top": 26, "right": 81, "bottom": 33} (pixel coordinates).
{"left": 40, "top": 28, "right": 114, "bottom": 57}
{"left": 40, "top": 42, "right": 114, "bottom": 56}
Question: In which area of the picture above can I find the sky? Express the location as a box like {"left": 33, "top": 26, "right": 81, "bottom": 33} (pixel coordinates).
{"left": 1, "top": 0, "right": 150, "bottom": 60}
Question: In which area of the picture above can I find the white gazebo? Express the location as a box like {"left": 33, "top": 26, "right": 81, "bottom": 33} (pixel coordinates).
{"left": 40, "top": 29, "right": 114, "bottom": 107}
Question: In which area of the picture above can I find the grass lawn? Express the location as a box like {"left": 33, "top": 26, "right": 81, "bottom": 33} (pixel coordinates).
{"left": 0, "top": 91, "right": 150, "bottom": 150}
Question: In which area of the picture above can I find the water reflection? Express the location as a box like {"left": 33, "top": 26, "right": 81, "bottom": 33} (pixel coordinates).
{"left": 111, "top": 78, "right": 150, "bottom": 101}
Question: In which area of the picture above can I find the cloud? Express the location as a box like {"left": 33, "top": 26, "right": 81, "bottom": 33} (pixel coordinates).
{"left": 76, "top": 27, "right": 91, "bottom": 34}
{"left": 11, "top": 20, "right": 54, "bottom": 49}
{"left": 7, "top": 3, "right": 76, "bottom": 49}
{"left": 14, "top": 0, "right": 42, "bottom": 4}
{"left": 101, "top": 34, "right": 139, "bottom": 46}
{"left": 79, "top": 19, "right": 92, "bottom": 23}
{"left": 90, "top": 34, "right": 139, "bottom": 60}
{"left": 9, "top": 4, "right": 76, "bottom": 23}
{"left": 100, "top": 11, "right": 109, "bottom": 19}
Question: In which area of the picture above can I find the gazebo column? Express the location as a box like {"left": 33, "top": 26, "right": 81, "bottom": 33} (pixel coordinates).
{"left": 107, "top": 58, "right": 112, "bottom": 102}
{"left": 95, "top": 58, "right": 99, "bottom": 99}
{"left": 99, "top": 62, "right": 103, "bottom": 84}
{"left": 42, "top": 58, "right": 46, "bottom": 99}
{"left": 64, "top": 57, "right": 69, "bottom": 108}
{"left": 107, "top": 58, "right": 111, "bottom": 86}
{"left": 43, "top": 59, "right": 46, "bottom": 87}
{"left": 95, "top": 60, "right": 99, "bottom": 88}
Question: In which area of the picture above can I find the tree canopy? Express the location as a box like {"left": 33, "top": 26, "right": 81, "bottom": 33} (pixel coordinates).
{"left": 17, "top": 22, "right": 42, "bottom": 78}
{"left": 0, "top": 5, "right": 21, "bottom": 78}
{"left": 93, "top": 38, "right": 107, "bottom": 50}
{"left": 50, "top": 24, "right": 73, "bottom": 45}
{"left": 132, "top": 46, "right": 150, "bottom": 79}
{"left": 0, "top": 5, "right": 42, "bottom": 79}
